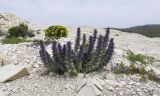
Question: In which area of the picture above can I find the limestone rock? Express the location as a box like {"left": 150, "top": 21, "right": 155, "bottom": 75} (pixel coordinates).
{"left": 77, "top": 86, "right": 96, "bottom": 96}
{"left": 92, "top": 85, "right": 102, "bottom": 96}
{"left": 0, "top": 64, "right": 30, "bottom": 82}
{"left": 0, "top": 90, "right": 7, "bottom": 96}
{"left": 0, "top": 53, "right": 13, "bottom": 66}
{"left": 77, "top": 81, "right": 102, "bottom": 96}
{"left": 0, "top": 13, "right": 24, "bottom": 35}
{"left": 77, "top": 79, "right": 86, "bottom": 93}
{"left": 0, "top": 13, "right": 41, "bottom": 36}
{"left": 93, "top": 80, "right": 103, "bottom": 91}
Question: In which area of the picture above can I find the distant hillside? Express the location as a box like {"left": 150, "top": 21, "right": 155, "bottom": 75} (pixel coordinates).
{"left": 114, "top": 24, "right": 160, "bottom": 38}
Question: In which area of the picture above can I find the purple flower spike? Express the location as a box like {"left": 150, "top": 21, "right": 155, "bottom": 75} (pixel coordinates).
{"left": 75, "top": 27, "right": 81, "bottom": 52}
{"left": 93, "top": 29, "right": 98, "bottom": 46}
{"left": 116, "top": 63, "right": 119, "bottom": 67}
{"left": 111, "top": 67, "right": 115, "bottom": 72}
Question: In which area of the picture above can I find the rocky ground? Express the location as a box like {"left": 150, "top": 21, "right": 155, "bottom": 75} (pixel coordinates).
{"left": 0, "top": 26, "right": 160, "bottom": 96}
{"left": 0, "top": 12, "right": 160, "bottom": 96}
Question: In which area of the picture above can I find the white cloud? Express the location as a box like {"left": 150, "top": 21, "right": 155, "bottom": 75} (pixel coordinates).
{"left": 0, "top": 0, "right": 160, "bottom": 28}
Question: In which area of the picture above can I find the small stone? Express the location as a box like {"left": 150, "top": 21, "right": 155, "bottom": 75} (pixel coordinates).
{"left": 93, "top": 80, "right": 103, "bottom": 91}
{"left": 136, "top": 88, "right": 141, "bottom": 92}
{"left": 98, "top": 80, "right": 105, "bottom": 86}
{"left": 0, "top": 90, "right": 7, "bottom": 96}
{"left": 33, "top": 64, "right": 39, "bottom": 68}
{"left": 135, "top": 82, "right": 141, "bottom": 86}
{"left": 77, "top": 86, "right": 96, "bottom": 96}
{"left": 126, "top": 85, "right": 132, "bottom": 89}
{"left": 128, "top": 81, "right": 136, "bottom": 85}
{"left": 119, "top": 91, "right": 123, "bottom": 96}
{"left": 105, "top": 80, "right": 122, "bottom": 87}
{"left": 153, "top": 94, "right": 158, "bottom": 96}
{"left": 92, "top": 85, "right": 102, "bottom": 96}
{"left": 107, "top": 86, "right": 114, "bottom": 91}
{"left": 34, "top": 83, "right": 38, "bottom": 87}
{"left": 64, "top": 84, "right": 70, "bottom": 89}
{"left": 78, "top": 73, "right": 84, "bottom": 79}
{"left": 119, "top": 81, "right": 126, "bottom": 86}
{"left": 105, "top": 74, "right": 115, "bottom": 80}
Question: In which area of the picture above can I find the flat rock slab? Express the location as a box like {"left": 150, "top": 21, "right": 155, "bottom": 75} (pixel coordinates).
{"left": 77, "top": 86, "right": 96, "bottom": 96}
{"left": 77, "top": 80, "right": 102, "bottom": 96}
{"left": 0, "top": 90, "right": 6, "bottom": 96}
{"left": 0, "top": 64, "right": 29, "bottom": 82}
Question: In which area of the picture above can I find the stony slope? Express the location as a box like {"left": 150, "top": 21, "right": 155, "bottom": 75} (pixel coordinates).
{"left": 0, "top": 13, "right": 43, "bottom": 35}
{"left": 0, "top": 14, "right": 160, "bottom": 96}
{"left": 0, "top": 26, "right": 160, "bottom": 96}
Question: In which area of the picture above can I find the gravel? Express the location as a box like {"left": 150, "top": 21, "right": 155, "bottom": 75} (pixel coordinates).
{"left": 0, "top": 26, "right": 160, "bottom": 96}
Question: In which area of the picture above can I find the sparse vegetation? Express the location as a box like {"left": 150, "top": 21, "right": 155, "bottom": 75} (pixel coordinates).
{"left": 45, "top": 25, "right": 68, "bottom": 39}
{"left": 1, "top": 37, "right": 30, "bottom": 44}
{"left": 111, "top": 62, "right": 146, "bottom": 75}
{"left": 1, "top": 23, "right": 36, "bottom": 44}
{"left": 126, "top": 50, "right": 153, "bottom": 65}
{"left": 39, "top": 28, "right": 114, "bottom": 76}
{"left": 112, "top": 60, "right": 160, "bottom": 83}
{"left": 112, "top": 50, "right": 159, "bottom": 83}
{"left": 7, "top": 23, "right": 34, "bottom": 38}
{"left": 115, "top": 34, "right": 119, "bottom": 36}
{"left": 31, "top": 39, "right": 52, "bottom": 46}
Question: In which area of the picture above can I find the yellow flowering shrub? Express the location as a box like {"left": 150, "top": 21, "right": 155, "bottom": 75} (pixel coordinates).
{"left": 45, "top": 25, "right": 68, "bottom": 39}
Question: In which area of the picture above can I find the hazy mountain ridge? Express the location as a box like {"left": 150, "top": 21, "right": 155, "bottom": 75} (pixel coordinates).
{"left": 114, "top": 24, "right": 160, "bottom": 38}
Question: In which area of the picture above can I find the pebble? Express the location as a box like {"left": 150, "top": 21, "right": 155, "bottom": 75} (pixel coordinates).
{"left": 128, "top": 81, "right": 136, "bottom": 85}
{"left": 107, "top": 86, "right": 114, "bottom": 91}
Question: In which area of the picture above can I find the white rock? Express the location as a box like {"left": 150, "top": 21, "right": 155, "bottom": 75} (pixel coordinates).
{"left": 115, "top": 49, "right": 124, "bottom": 56}
{"left": 0, "top": 53, "right": 14, "bottom": 66}
{"left": 135, "top": 82, "right": 141, "bottom": 86}
{"left": 107, "top": 86, "right": 114, "bottom": 91}
{"left": 153, "top": 94, "right": 158, "bottom": 96}
{"left": 105, "top": 73, "right": 115, "bottom": 80}
{"left": 0, "top": 90, "right": 7, "bottom": 96}
{"left": 77, "top": 79, "right": 86, "bottom": 93}
{"left": 33, "top": 64, "right": 39, "bottom": 68}
{"left": 126, "top": 85, "right": 132, "bottom": 89}
{"left": 93, "top": 80, "right": 103, "bottom": 91}
{"left": 105, "top": 80, "right": 122, "bottom": 87}
{"left": 0, "top": 64, "right": 30, "bottom": 82}
{"left": 128, "top": 81, "right": 136, "bottom": 85}
{"left": 119, "top": 81, "right": 126, "bottom": 86}
{"left": 118, "top": 91, "right": 123, "bottom": 96}
{"left": 78, "top": 73, "right": 84, "bottom": 79}
{"left": 77, "top": 86, "right": 96, "bottom": 96}
{"left": 92, "top": 85, "right": 102, "bottom": 96}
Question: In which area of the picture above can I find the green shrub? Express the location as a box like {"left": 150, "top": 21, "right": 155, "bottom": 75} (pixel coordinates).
{"left": 147, "top": 70, "right": 160, "bottom": 83}
{"left": 127, "top": 50, "right": 153, "bottom": 65}
{"left": 115, "top": 34, "right": 119, "bottom": 36}
{"left": 1, "top": 37, "right": 30, "bottom": 44}
{"left": 8, "top": 23, "right": 35, "bottom": 38}
{"left": 45, "top": 25, "right": 68, "bottom": 39}
{"left": 31, "top": 39, "right": 52, "bottom": 46}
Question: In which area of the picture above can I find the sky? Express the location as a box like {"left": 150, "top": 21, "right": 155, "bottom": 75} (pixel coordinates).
{"left": 0, "top": 0, "right": 160, "bottom": 28}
